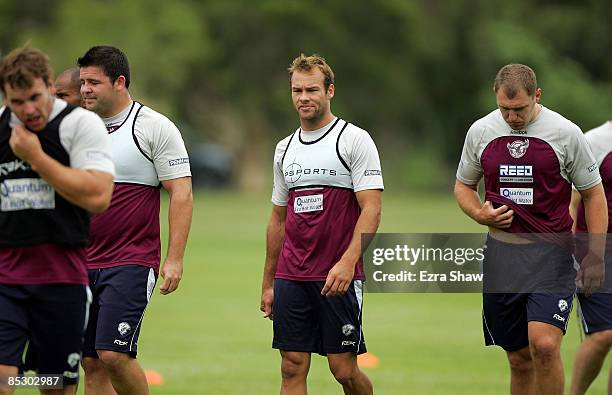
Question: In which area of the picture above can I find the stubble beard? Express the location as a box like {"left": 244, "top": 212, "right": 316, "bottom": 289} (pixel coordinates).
{"left": 88, "top": 97, "right": 112, "bottom": 118}
{"left": 300, "top": 105, "right": 325, "bottom": 124}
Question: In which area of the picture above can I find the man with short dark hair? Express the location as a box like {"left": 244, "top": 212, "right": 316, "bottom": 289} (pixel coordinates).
{"left": 55, "top": 68, "right": 82, "bottom": 107}
{"left": 78, "top": 45, "right": 193, "bottom": 395}
{"left": 260, "top": 54, "right": 383, "bottom": 395}
{"left": 0, "top": 46, "right": 114, "bottom": 395}
{"left": 455, "top": 63, "right": 607, "bottom": 395}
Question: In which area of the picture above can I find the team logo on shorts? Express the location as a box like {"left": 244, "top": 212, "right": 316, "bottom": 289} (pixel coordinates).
{"left": 342, "top": 324, "right": 355, "bottom": 336}
{"left": 67, "top": 353, "right": 80, "bottom": 368}
{"left": 118, "top": 322, "right": 132, "bottom": 336}
{"left": 507, "top": 139, "right": 529, "bottom": 159}
{"left": 558, "top": 299, "right": 568, "bottom": 313}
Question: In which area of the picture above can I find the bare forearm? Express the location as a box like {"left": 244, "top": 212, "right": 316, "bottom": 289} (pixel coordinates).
{"left": 30, "top": 153, "right": 113, "bottom": 213}
{"left": 569, "top": 189, "right": 582, "bottom": 233}
{"left": 341, "top": 204, "right": 381, "bottom": 266}
{"left": 584, "top": 192, "right": 608, "bottom": 234}
{"left": 166, "top": 188, "right": 193, "bottom": 262}
{"left": 340, "top": 189, "right": 382, "bottom": 267}
{"left": 454, "top": 181, "right": 483, "bottom": 223}
{"left": 569, "top": 190, "right": 582, "bottom": 224}
{"left": 263, "top": 215, "right": 285, "bottom": 289}
{"left": 583, "top": 187, "right": 608, "bottom": 256}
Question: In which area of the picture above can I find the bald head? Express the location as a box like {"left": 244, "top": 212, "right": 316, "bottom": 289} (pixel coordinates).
{"left": 55, "top": 67, "right": 82, "bottom": 106}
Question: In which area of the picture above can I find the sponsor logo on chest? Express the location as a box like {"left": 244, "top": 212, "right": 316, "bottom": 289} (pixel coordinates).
{"left": 507, "top": 139, "right": 529, "bottom": 159}
{"left": 499, "top": 164, "right": 533, "bottom": 183}
{"left": 0, "top": 178, "right": 55, "bottom": 211}
{"left": 284, "top": 162, "right": 338, "bottom": 184}
{"left": 500, "top": 187, "right": 533, "bottom": 205}
{"left": 294, "top": 194, "right": 323, "bottom": 213}
{"left": 0, "top": 159, "right": 30, "bottom": 176}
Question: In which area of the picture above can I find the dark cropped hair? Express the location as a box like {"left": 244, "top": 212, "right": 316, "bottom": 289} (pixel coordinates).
{"left": 77, "top": 45, "right": 130, "bottom": 88}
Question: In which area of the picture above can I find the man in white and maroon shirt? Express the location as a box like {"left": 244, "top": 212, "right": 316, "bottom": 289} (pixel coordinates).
{"left": 455, "top": 63, "right": 607, "bottom": 395}
{"left": 570, "top": 120, "right": 612, "bottom": 395}
{"left": 78, "top": 46, "right": 193, "bottom": 395}
{"left": 260, "top": 54, "right": 383, "bottom": 395}
{"left": 0, "top": 47, "right": 114, "bottom": 394}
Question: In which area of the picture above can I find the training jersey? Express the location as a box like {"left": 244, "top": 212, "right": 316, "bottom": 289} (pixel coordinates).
{"left": 576, "top": 122, "right": 612, "bottom": 233}
{"left": 272, "top": 117, "right": 384, "bottom": 281}
{"left": 0, "top": 99, "right": 114, "bottom": 284}
{"left": 457, "top": 106, "right": 600, "bottom": 234}
{"left": 87, "top": 101, "right": 191, "bottom": 271}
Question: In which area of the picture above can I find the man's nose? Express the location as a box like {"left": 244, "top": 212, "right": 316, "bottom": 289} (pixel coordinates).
{"left": 23, "top": 102, "right": 36, "bottom": 114}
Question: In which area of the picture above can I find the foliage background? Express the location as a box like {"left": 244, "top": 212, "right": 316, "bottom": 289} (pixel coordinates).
{"left": 1, "top": 0, "right": 609, "bottom": 191}
{"left": 3, "top": 1, "right": 610, "bottom": 393}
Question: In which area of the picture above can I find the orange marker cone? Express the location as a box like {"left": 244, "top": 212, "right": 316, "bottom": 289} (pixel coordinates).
{"left": 357, "top": 352, "right": 380, "bottom": 368}
{"left": 145, "top": 370, "right": 164, "bottom": 385}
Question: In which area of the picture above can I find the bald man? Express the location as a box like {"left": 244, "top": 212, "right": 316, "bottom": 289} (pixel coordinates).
{"left": 55, "top": 67, "right": 82, "bottom": 106}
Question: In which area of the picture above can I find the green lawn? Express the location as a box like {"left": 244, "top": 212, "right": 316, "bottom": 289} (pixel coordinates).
{"left": 21, "top": 191, "right": 610, "bottom": 394}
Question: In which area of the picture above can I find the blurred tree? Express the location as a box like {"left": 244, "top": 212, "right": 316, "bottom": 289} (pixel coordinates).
{"left": 0, "top": 0, "right": 608, "bottom": 191}
{"left": 9, "top": 0, "right": 211, "bottom": 117}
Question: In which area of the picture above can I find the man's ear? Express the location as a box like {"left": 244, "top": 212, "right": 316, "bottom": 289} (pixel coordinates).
{"left": 534, "top": 87, "right": 542, "bottom": 103}
{"left": 115, "top": 75, "right": 128, "bottom": 90}
{"left": 48, "top": 79, "right": 56, "bottom": 95}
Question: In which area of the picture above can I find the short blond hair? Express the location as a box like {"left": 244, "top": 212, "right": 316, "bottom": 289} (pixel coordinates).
{"left": 0, "top": 47, "right": 53, "bottom": 94}
{"left": 494, "top": 63, "right": 538, "bottom": 98}
{"left": 288, "top": 54, "right": 335, "bottom": 89}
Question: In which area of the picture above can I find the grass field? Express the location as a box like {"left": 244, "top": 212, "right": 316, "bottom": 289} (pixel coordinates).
{"left": 22, "top": 191, "right": 610, "bottom": 394}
